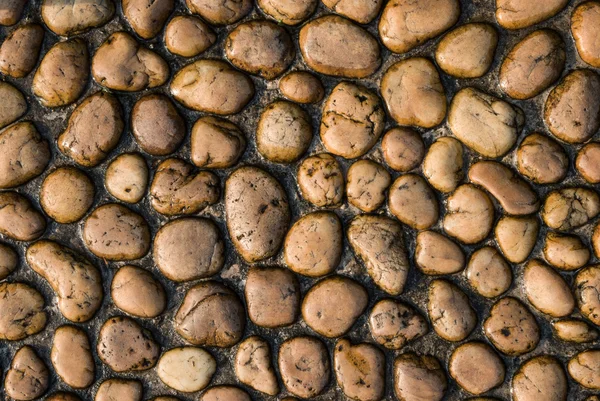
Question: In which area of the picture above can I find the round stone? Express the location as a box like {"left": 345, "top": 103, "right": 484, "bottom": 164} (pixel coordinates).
{"left": 164, "top": 15, "right": 216, "bottom": 57}
{"left": 495, "top": 0, "right": 569, "bottom": 29}
{"left": 51, "top": 326, "right": 95, "bottom": 389}
{"left": 466, "top": 247, "right": 512, "bottom": 298}
{"left": 257, "top": 0, "right": 316, "bottom": 25}
{"left": 105, "top": 153, "right": 148, "bottom": 204}
{"left": 323, "top": 0, "right": 383, "bottom": 23}
{"left": 186, "top": 0, "right": 252, "bottom": 25}
{"left": 572, "top": 1, "right": 600, "bottom": 68}
{"left": 0, "top": 192, "right": 46, "bottom": 241}
{"left": 5, "top": 346, "right": 49, "bottom": 401}
{"left": 0, "top": 282, "right": 46, "bottom": 340}
{"left": 443, "top": 184, "right": 494, "bottom": 244}
{"left": 40, "top": 167, "right": 94, "bottom": 224}
{"left": 553, "top": 319, "right": 599, "bottom": 343}
{"left": 524, "top": 259, "right": 574, "bottom": 317}
{"left": 449, "top": 342, "right": 505, "bottom": 395}
{"left": 484, "top": 297, "right": 540, "bottom": 355}
{"left": 200, "top": 387, "right": 251, "bottom": 401}
{"left": 427, "top": 279, "right": 477, "bottom": 342}
{"left": 423, "top": 136, "right": 464, "bottom": 193}
{"left": 123, "top": 0, "right": 173, "bottom": 39}
{"left": 0, "top": 24, "right": 44, "bottom": 78}
{"left": 278, "top": 336, "right": 330, "bottom": 398}
{"left": 298, "top": 153, "right": 344, "bottom": 207}
{"left": 576, "top": 142, "right": 600, "bottom": 183}
{"left": 346, "top": 160, "right": 391, "bottom": 212}
{"left": 381, "top": 127, "right": 425, "bottom": 172}
{"left": 368, "top": 299, "right": 428, "bottom": 350}
{"left": 415, "top": 230, "right": 465, "bottom": 275}
{"left": 279, "top": 71, "right": 324, "bottom": 104}
{"left": 544, "top": 231, "right": 590, "bottom": 271}
{"left": 190, "top": 116, "right": 246, "bottom": 169}
{"left": 393, "top": 353, "right": 447, "bottom": 401}
{"left": 156, "top": 347, "right": 216, "bottom": 393}
{"left": 516, "top": 133, "right": 568, "bottom": 184}
{"left": 95, "top": 379, "right": 142, "bottom": 401}
{"left": 513, "top": 356, "right": 568, "bottom": 401}
{"left": 334, "top": 339, "right": 385, "bottom": 401}
{"left": 542, "top": 188, "right": 600, "bottom": 231}
{"left": 568, "top": 350, "right": 600, "bottom": 390}
{"left": 495, "top": 215, "right": 539, "bottom": 263}
{"left": 0, "top": 82, "right": 26, "bottom": 129}
{"left": 234, "top": 336, "right": 278, "bottom": 395}
{"left": 388, "top": 174, "right": 439, "bottom": 230}
{"left": 111, "top": 266, "right": 166, "bottom": 318}
{"left": 41, "top": 0, "right": 115, "bottom": 35}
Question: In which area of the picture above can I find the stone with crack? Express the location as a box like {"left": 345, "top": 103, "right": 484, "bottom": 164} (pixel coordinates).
{"left": 334, "top": 338, "right": 385, "bottom": 401}
{"left": 542, "top": 187, "right": 600, "bottom": 231}
{"left": 41, "top": 0, "right": 115, "bottom": 36}
{"left": 393, "top": 353, "right": 447, "bottom": 401}
{"left": 278, "top": 336, "right": 330, "bottom": 398}
{"left": 368, "top": 299, "right": 428, "bottom": 350}
{"left": 388, "top": 173, "right": 439, "bottom": 230}
{"left": 494, "top": 215, "right": 539, "bottom": 263}
{"left": 257, "top": 0, "right": 317, "bottom": 25}
{"left": 422, "top": 136, "right": 464, "bottom": 193}
{"left": 428, "top": 279, "right": 477, "bottom": 342}
{"left": 512, "top": 356, "right": 568, "bottom": 401}
{"left": 415, "top": 230, "right": 465, "bottom": 275}
{"left": 157, "top": 347, "right": 216, "bottom": 392}
{"left": 234, "top": 336, "right": 279, "bottom": 395}
{"left": 297, "top": 153, "right": 345, "bottom": 207}
{"left": 516, "top": 133, "right": 568, "bottom": 185}
{"left": 575, "top": 265, "right": 600, "bottom": 326}
{"left": 346, "top": 160, "right": 391, "bottom": 212}
{"left": 495, "top": 0, "right": 569, "bottom": 29}
{"left": 0, "top": 192, "right": 46, "bottom": 241}
{"left": 4, "top": 346, "right": 49, "bottom": 401}
{"left": 186, "top": 0, "right": 252, "bottom": 25}
{"left": 123, "top": 0, "right": 174, "bottom": 39}
{"left": 0, "top": 282, "right": 46, "bottom": 340}
{"left": 0, "top": 24, "right": 44, "bottom": 78}
{"left": 484, "top": 297, "right": 540, "bottom": 356}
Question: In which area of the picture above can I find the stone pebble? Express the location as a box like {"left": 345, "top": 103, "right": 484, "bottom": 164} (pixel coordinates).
{"left": 368, "top": 299, "right": 428, "bottom": 350}
{"left": 297, "top": 153, "right": 344, "bottom": 207}
{"left": 105, "top": 153, "right": 148, "bottom": 204}
{"left": 523, "top": 259, "right": 574, "bottom": 317}
{"left": 156, "top": 347, "right": 216, "bottom": 393}
{"left": 279, "top": 71, "right": 324, "bottom": 104}
{"left": 543, "top": 231, "right": 590, "bottom": 271}
{"left": 484, "top": 297, "right": 540, "bottom": 355}
{"left": 542, "top": 188, "right": 600, "bottom": 231}
{"left": 0, "top": 82, "right": 26, "bottom": 129}
{"left": 257, "top": 0, "right": 316, "bottom": 25}
{"left": 381, "top": 127, "right": 425, "bottom": 172}
{"left": 323, "top": 0, "right": 383, "bottom": 23}
{"left": 51, "top": 326, "right": 95, "bottom": 389}
{"left": 443, "top": 184, "right": 494, "bottom": 244}
{"left": 466, "top": 247, "right": 512, "bottom": 298}
{"left": 0, "top": 24, "right": 44, "bottom": 78}
{"left": 346, "top": 160, "right": 390, "bottom": 212}
{"left": 42, "top": 0, "right": 115, "bottom": 36}
{"left": 0, "top": 282, "right": 46, "bottom": 340}
{"left": 199, "top": 386, "right": 251, "bottom": 401}
{"left": 512, "top": 356, "right": 568, "bottom": 401}
{"left": 4, "top": 346, "right": 49, "bottom": 401}
{"left": 334, "top": 339, "right": 385, "bottom": 401}
{"left": 575, "top": 266, "right": 600, "bottom": 326}
{"left": 553, "top": 319, "right": 599, "bottom": 343}
{"left": 123, "top": 0, "right": 174, "bottom": 39}
{"left": 415, "top": 230, "right": 465, "bottom": 275}
{"left": 111, "top": 265, "right": 166, "bottom": 318}
{"left": 278, "top": 336, "right": 330, "bottom": 398}
{"left": 164, "top": 15, "right": 216, "bottom": 57}
{"left": 0, "top": 242, "right": 17, "bottom": 280}
{"left": 428, "top": 279, "right": 477, "bottom": 342}
{"left": 186, "top": 0, "right": 252, "bottom": 25}
{"left": 495, "top": 215, "right": 539, "bottom": 263}
{"left": 0, "top": 0, "right": 27, "bottom": 25}
{"left": 0, "top": 192, "right": 46, "bottom": 241}
{"left": 449, "top": 342, "right": 505, "bottom": 395}
{"left": 495, "top": 0, "right": 569, "bottom": 29}
{"left": 393, "top": 353, "right": 447, "bottom": 401}
{"left": 190, "top": 116, "right": 246, "bottom": 168}
{"left": 95, "top": 379, "right": 142, "bottom": 401}
{"left": 422, "top": 136, "right": 464, "bottom": 193}
{"left": 40, "top": 167, "right": 95, "bottom": 223}
{"left": 568, "top": 350, "right": 600, "bottom": 389}
{"left": 388, "top": 174, "right": 439, "bottom": 230}
{"left": 576, "top": 142, "right": 600, "bottom": 183}
{"left": 516, "top": 133, "right": 568, "bottom": 184}
{"left": 234, "top": 336, "right": 278, "bottom": 395}
{"left": 571, "top": 1, "right": 600, "bottom": 68}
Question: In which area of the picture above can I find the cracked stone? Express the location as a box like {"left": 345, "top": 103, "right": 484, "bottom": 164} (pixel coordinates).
{"left": 298, "top": 153, "right": 345, "bottom": 207}
{"left": 346, "top": 160, "right": 391, "bottom": 212}
{"left": 334, "top": 339, "right": 385, "bottom": 401}
{"left": 0, "top": 282, "right": 46, "bottom": 340}
{"left": 484, "top": 297, "right": 540, "bottom": 356}
{"left": 278, "top": 336, "right": 330, "bottom": 398}
{"left": 516, "top": 133, "right": 568, "bottom": 184}
{"left": 428, "top": 279, "right": 476, "bottom": 342}
{"left": 393, "top": 353, "right": 447, "bottom": 401}
{"left": 368, "top": 299, "right": 428, "bottom": 350}
{"left": 466, "top": 247, "right": 512, "bottom": 298}
{"left": 0, "top": 192, "right": 46, "bottom": 241}
{"left": 41, "top": 0, "right": 115, "bottom": 35}
{"left": 0, "top": 24, "right": 44, "bottom": 78}
{"left": 234, "top": 336, "right": 279, "bottom": 395}
{"left": 388, "top": 173, "right": 439, "bottom": 230}
{"left": 4, "top": 346, "right": 49, "bottom": 401}
{"left": 512, "top": 356, "right": 568, "bottom": 401}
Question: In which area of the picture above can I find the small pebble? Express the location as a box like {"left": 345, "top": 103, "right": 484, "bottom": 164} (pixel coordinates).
{"left": 0, "top": 24, "right": 44, "bottom": 78}
{"left": 191, "top": 116, "right": 246, "bottom": 168}
{"left": 523, "top": 259, "right": 574, "bottom": 317}
{"left": 186, "top": 0, "right": 252, "bottom": 25}
{"left": 156, "top": 347, "right": 216, "bottom": 393}
{"left": 234, "top": 336, "right": 278, "bottom": 395}
{"left": 123, "top": 0, "right": 174, "bottom": 39}
{"left": 484, "top": 297, "right": 540, "bottom": 355}
{"left": 0, "top": 192, "right": 46, "bottom": 241}
{"left": 516, "top": 133, "right": 568, "bottom": 184}
{"left": 568, "top": 350, "right": 600, "bottom": 389}
{"left": 553, "top": 319, "right": 599, "bottom": 343}
{"left": 51, "top": 326, "right": 95, "bottom": 389}
{"left": 4, "top": 346, "right": 49, "bottom": 401}
{"left": 105, "top": 154, "right": 148, "bottom": 204}
{"left": 444, "top": 184, "right": 494, "bottom": 244}
{"left": 368, "top": 299, "right": 428, "bottom": 350}
{"left": 334, "top": 339, "right": 385, "bottom": 401}
{"left": 495, "top": 0, "right": 569, "bottom": 29}
{"left": 40, "top": 167, "right": 95, "bottom": 223}
{"left": 381, "top": 127, "right": 425, "bottom": 172}
{"left": 42, "top": 0, "right": 115, "bottom": 35}
{"left": 164, "top": 15, "right": 216, "bottom": 57}
{"left": 346, "top": 160, "right": 391, "bottom": 212}
{"left": 298, "top": 153, "right": 344, "bottom": 207}
{"left": 422, "top": 136, "right": 464, "bottom": 193}
{"left": 495, "top": 215, "right": 539, "bottom": 263}
{"left": 388, "top": 174, "right": 439, "bottom": 230}
{"left": 0, "top": 282, "right": 46, "bottom": 340}
{"left": 576, "top": 142, "right": 600, "bottom": 183}
{"left": 542, "top": 188, "right": 600, "bottom": 231}
{"left": 449, "top": 342, "right": 505, "bottom": 395}
{"left": 257, "top": 0, "right": 316, "bottom": 25}
{"left": 393, "top": 353, "right": 447, "bottom": 401}
{"left": 543, "top": 231, "right": 590, "bottom": 271}
{"left": 95, "top": 379, "right": 142, "bottom": 401}
{"left": 415, "top": 230, "right": 465, "bottom": 275}
{"left": 279, "top": 71, "right": 324, "bottom": 104}
{"left": 428, "top": 279, "right": 477, "bottom": 342}
{"left": 466, "top": 247, "right": 512, "bottom": 298}
{"left": 571, "top": 1, "right": 600, "bottom": 68}
{"left": 512, "top": 356, "right": 568, "bottom": 401}
{"left": 111, "top": 265, "right": 166, "bottom": 318}
{"left": 278, "top": 336, "right": 330, "bottom": 398}
{"left": 575, "top": 266, "right": 600, "bottom": 326}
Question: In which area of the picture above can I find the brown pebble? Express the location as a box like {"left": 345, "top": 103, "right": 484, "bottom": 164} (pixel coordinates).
{"left": 0, "top": 0, "right": 27, "bottom": 25}
{"left": 568, "top": 350, "right": 600, "bottom": 390}
{"left": 279, "top": 71, "right": 324, "bottom": 104}
{"left": 257, "top": 100, "right": 312, "bottom": 163}
{"left": 111, "top": 266, "right": 166, "bottom": 318}
{"left": 0, "top": 282, "right": 46, "bottom": 340}
{"left": 484, "top": 297, "right": 540, "bottom": 355}
{"left": 156, "top": 347, "right": 216, "bottom": 393}
{"left": 0, "top": 192, "right": 46, "bottom": 241}
{"left": 516, "top": 133, "right": 568, "bottom": 184}
{"left": 105, "top": 154, "right": 148, "bottom": 204}
{"left": 436, "top": 23, "right": 498, "bottom": 78}
{"left": 496, "top": 0, "right": 569, "bottom": 29}
{"left": 320, "top": 81, "right": 385, "bottom": 158}
{"left": 428, "top": 279, "right": 477, "bottom": 342}
{"left": 284, "top": 211, "right": 342, "bottom": 277}
{"left": 466, "top": 247, "right": 512, "bottom": 298}
{"left": 186, "top": 0, "right": 252, "bottom": 25}
{"left": 334, "top": 339, "right": 385, "bottom": 401}
{"left": 388, "top": 174, "right": 439, "bottom": 230}
{"left": 200, "top": 386, "right": 251, "bottom": 401}
{"left": 0, "top": 121, "right": 50, "bottom": 188}
{"left": 51, "top": 326, "right": 95, "bottom": 389}
{"left": 175, "top": 281, "right": 245, "bottom": 347}
{"left": 382, "top": 58, "right": 447, "bottom": 128}
{"left": 40, "top": 167, "right": 95, "bottom": 223}
{"left": 513, "top": 356, "right": 568, "bottom": 401}
{"left": 393, "top": 353, "right": 447, "bottom": 401}
{"left": 149, "top": 158, "right": 219, "bottom": 216}
{"left": 257, "top": 0, "right": 316, "bottom": 25}
{"left": 325, "top": 0, "right": 383, "bottom": 23}
{"left": 298, "top": 153, "right": 344, "bottom": 207}
{"left": 576, "top": 142, "right": 600, "bottom": 183}
{"left": 449, "top": 342, "right": 505, "bottom": 395}
{"left": 42, "top": 0, "right": 115, "bottom": 35}
{"left": 245, "top": 266, "right": 300, "bottom": 328}
{"left": 572, "top": 1, "right": 600, "bottom": 68}
{"left": 164, "top": 15, "right": 216, "bottom": 57}
{"left": 368, "top": 299, "right": 428, "bottom": 350}
{"left": 423, "top": 136, "right": 464, "bottom": 193}
{"left": 32, "top": 39, "right": 89, "bottom": 107}
{"left": 346, "top": 160, "right": 390, "bottom": 212}
{"left": 544, "top": 231, "right": 590, "bottom": 270}
{"left": 131, "top": 94, "right": 185, "bottom": 156}
{"left": 0, "top": 82, "right": 26, "bottom": 129}
{"left": 4, "top": 346, "right": 49, "bottom": 401}
{"left": 495, "top": 215, "right": 539, "bottom": 263}
{"left": 444, "top": 184, "right": 494, "bottom": 244}
{"left": 553, "top": 319, "right": 599, "bottom": 343}
{"left": 544, "top": 69, "right": 600, "bottom": 143}
{"left": 190, "top": 116, "right": 246, "bottom": 168}
{"left": 381, "top": 127, "right": 425, "bottom": 172}
{"left": 83, "top": 203, "right": 150, "bottom": 260}
{"left": 415, "top": 231, "right": 465, "bottom": 275}
{"left": 0, "top": 243, "right": 17, "bottom": 280}
{"left": 123, "top": 0, "right": 174, "bottom": 39}
{"left": 58, "top": 92, "right": 124, "bottom": 167}
{"left": 575, "top": 266, "right": 600, "bottom": 326}
{"left": 278, "top": 336, "right": 330, "bottom": 398}
{"left": 523, "top": 259, "right": 574, "bottom": 317}
{"left": 542, "top": 187, "right": 600, "bottom": 231}
{"left": 0, "top": 24, "right": 44, "bottom": 78}
{"left": 47, "top": 393, "right": 82, "bottom": 401}
{"left": 95, "top": 379, "right": 142, "bottom": 401}
{"left": 595, "top": 223, "right": 600, "bottom": 258}
{"left": 235, "top": 336, "right": 279, "bottom": 395}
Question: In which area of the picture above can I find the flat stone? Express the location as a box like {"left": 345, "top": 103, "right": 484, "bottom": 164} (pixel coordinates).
{"left": 0, "top": 192, "right": 46, "bottom": 241}
{"left": 123, "top": 0, "right": 174, "bottom": 39}
{"left": 381, "top": 127, "right": 425, "bottom": 172}
{"left": 523, "top": 259, "right": 574, "bottom": 317}
{"left": 443, "top": 184, "right": 494, "bottom": 244}
{"left": 516, "top": 133, "right": 568, "bottom": 184}
{"left": 164, "top": 15, "right": 216, "bottom": 57}
{"left": 368, "top": 299, "right": 428, "bottom": 350}
{"left": 388, "top": 174, "right": 439, "bottom": 230}
{"left": 297, "top": 153, "right": 344, "bottom": 207}
{"left": 279, "top": 71, "right": 324, "bottom": 104}
{"left": 334, "top": 339, "right": 385, "bottom": 401}
{"left": 42, "top": 0, "right": 115, "bottom": 35}
{"left": 568, "top": 350, "right": 600, "bottom": 390}
{"left": 40, "top": 167, "right": 95, "bottom": 223}
{"left": 257, "top": 0, "right": 316, "bottom": 25}
{"left": 278, "top": 336, "right": 330, "bottom": 398}
{"left": 51, "top": 326, "right": 95, "bottom": 389}
{"left": 495, "top": 215, "right": 539, "bottom": 263}
{"left": 484, "top": 297, "right": 540, "bottom": 355}
{"left": 449, "top": 342, "right": 505, "bottom": 395}
{"left": 553, "top": 319, "right": 599, "bottom": 343}
{"left": 513, "top": 356, "right": 568, "bottom": 401}
{"left": 496, "top": 0, "right": 569, "bottom": 29}
{"left": 575, "top": 266, "right": 600, "bottom": 326}
{"left": 5, "top": 346, "right": 49, "bottom": 401}
{"left": 191, "top": 116, "right": 246, "bottom": 168}
{"left": 542, "top": 188, "right": 600, "bottom": 231}
{"left": 576, "top": 142, "right": 600, "bottom": 183}
{"left": 0, "top": 243, "right": 17, "bottom": 280}
{"left": 415, "top": 231, "right": 465, "bottom": 275}
{"left": 234, "top": 336, "right": 278, "bottom": 395}
{"left": 393, "top": 353, "right": 447, "bottom": 401}
{"left": 346, "top": 160, "right": 390, "bottom": 212}
{"left": 156, "top": 347, "right": 216, "bottom": 392}
{"left": 428, "top": 279, "right": 477, "bottom": 342}
{"left": 423, "top": 136, "right": 464, "bottom": 193}
{"left": 0, "top": 82, "right": 27, "bottom": 129}
{"left": 105, "top": 153, "right": 148, "bottom": 204}
{"left": 111, "top": 266, "right": 166, "bottom": 318}
{"left": 466, "top": 247, "right": 512, "bottom": 298}
{"left": 0, "top": 282, "right": 46, "bottom": 340}
{"left": 572, "top": 1, "right": 600, "bottom": 68}
{"left": 0, "top": 24, "right": 44, "bottom": 78}
{"left": 95, "top": 379, "right": 142, "bottom": 401}
{"left": 186, "top": 0, "right": 252, "bottom": 25}
{"left": 543, "top": 231, "right": 590, "bottom": 271}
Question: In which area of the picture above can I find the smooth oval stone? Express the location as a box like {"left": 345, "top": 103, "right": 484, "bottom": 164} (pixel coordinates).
{"left": 516, "top": 133, "right": 568, "bottom": 184}
{"left": 123, "top": 0, "right": 174, "bottom": 39}
{"left": 171, "top": 59, "right": 254, "bottom": 114}
{"left": 428, "top": 280, "right": 477, "bottom": 342}
{"left": 466, "top": 247, "right": 512, "bottom": 298}
{"left": 164, "top": 15, "right": 216, "bottom": 58}
{"left": 191, "top": 116, "right": 246, "bottom": 168}
{"left": 348, "top": 214, "right": 410, "bottom": 295}
{"left": 258, "top": 0, "right": 317, "bottom": 25}
{"left": 513, "top": 356, "right": 568, "bottom": 401}
{"left": 484, "top": 297, "right": 540, "bottom": 355}
{"left": 42, "top": 0, "right": 115, "bottom": 35}
{"left": 544, "top": 232, "right": 590, "bottom": 271}
{"left": 572, "top": 1, "right": 600, "bottom": 68}
{"left": 381, "top": 127, "right": 425, "bottom": 172}
{"left": 334, "top": 339, "right": 385, "bottom": 401}
{"left": 0, "top": 282, "right": 46, "bottom": 340}
{"left": 368, "top": 299, "right": 428, "bottom": 350}
{"left": 0, "top": 0, "right": 27, "bottom": 26}
{"left": 449, "top": 342, "right": 505, "bottom": 395}
{"left": 105, "top": 153, "right": 148, "bottom": 204}
{"left": 542, "top": 188, "right": 600, "bottom": 231}
{"left": 553, "top": 319, "right": 599, "bottom": 343}
{"left": 496, "top": 0, "right": 569, "bottom": 29}
{"left": 186, "top": 0, "right": 252, "bottom": 25}
{"left": 40, "top": 167, "right": 95, "bottom": 223}
{"left": 568, "top": 350, "right": 600, "bottom": 389}
{"left": 393, "top": 353, "right": 447, "bottom": 401}
{"left": 0, "top": 243, "right": 17, "bottom": 280}
{"left": 0, "top": 121, "right": 50, "bottom": 188}
{"left": 448, "top": 87, "right": 524, "bottom": 158}
{"left": 0, "top": 192, "right": 46, "bottom": 241}
{"left": 388, "top": 174, "right": 439, "bottom": 230}
{"left": 415, "top": 231, "right": 465, "bottom": 275}
{"left": 225, "top": 166, "right": 290, "bottom": 262}
{"left": 544, "top": 69, "right": 600, "bottom": 143}
{"left": 0, "top": 82, "right": 26, "bottom": 129}
{"left": 575, "top": 266, "right": 600, "bottom": 326}
{"left": 323, "top": 0, "right": 383, "bottom": 23}
{"left": 0, "top": 24, "right": 44, "bottom": 78}
{"left": 111, "top": 266, "right": 166, "bottom": 318}
{"left": 279, "top": 71, "right": 324, "bottom": 104}
{"left": 234, "top": 336, "right": 278, "bottom": 395}
{"left": 157, "top": 347, "right": 216, "bottom": 392}
{"left": 96, "top": 379, "right": 142, "bottom": 401}
{"left": 500, "top": 29, "right": 565, "bottom": 100}
{"left": 26, "top": 240, "right": 103, "bottom": 322}
{"left": 51, "top": 326, "right": 95, "bottom": 389}
{"left": 577, "top": 142, "right": 600, "bottom": 183}
{"left": 423, "top": 136, "right": 464, "bottom": 193}
{"left": 5, "top": 346, "right": 49, "bottom": 401}
{"left": 299, "top": 15, "right": 381, "bottom": 78}
{"left": 443, "top": 184, "right": 494, "bottom": 244}
{"left": 523, "top": 259, "right": 574, "bottom": 317}
{"left": 278, "top": 336, "right": 330, "bottom": 398}
{"left": 495, "top": 215, "right": 539, "bottom": 263}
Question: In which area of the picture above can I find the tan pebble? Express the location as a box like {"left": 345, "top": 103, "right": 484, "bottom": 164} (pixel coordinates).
{"left": 226, "top": 20, "right": 294, "bottom": 79}
{"left": 95, "top": 379, "right": 142, "bottom": 401}
{"left": 175, "top": 281, "right": 245, "bottom": 347}
{"left": 0, "top": 24, "right": 44, "bottom": 78}
{"left": 164, "top": 15, "right": 216, "bottom": 57}
{"left": 225, "top": 166, "right": 290, "bottom": 262}
{"left": 123, "top": 0, "right": 174, "bottom": 39}
{"left": 469, "top": 161, "right": 539, "bottom": 215}
{"left": 157, "top": 347, "right": 216, "bottom": 393}
{"left": 500, "top": 29, "right": 565, "bottom": 100}
{"left": 381, "top": 127, "right": 425, "bottom": 172}
{"left": 191, "top": 116, "right": 246, "bottom": 168}
{"left": 368, "top": 299, "right": 428, "bottom": 350}
{"left": 575, "top": 265, "right": 600, "bottom": 326}
{"left": 83, "top": 203, "right": 150, "bottom": 260}
{"left": 568, "top": 350, "right": 600, "bottom": 390}
{"left": 58, "top": 92, "right": 124, "bottom": 167}
{"left": 199, "top": 386, "right": 251, "bottom": 401}
{"left": 0, "top": 282, "right": 46, "bottom": 340}
{"left": 466, "top": 247, "right": 512, "bottom": 298}
{"left": 0, "top": 243, "right": 17, "bottom": 280}
{"left": 428, "top": 280, "right": 476, "bottom": 342}
{"left": 284, "top": 211, "right": 342, "bottom": 277}
{"left": 346, "top": 160, "right": 390, "bottom": 212}
{"left": 258, "top": 0, "right": 316, "bottom": 25}
{"left": 111, "top": 266, "right": 166, "bottom": 318}
{"left": 572, "top": 1, "right": 600, "bottom": 68}
{"left": 449, "top": 342, "right": 505, "bottom": 395}
{"left": 186, "top": 0, "right": 252, "bottom": 25}
{"left": 544, "top": 231, "right": 589, "bottom": 270}
{"left": 131, "top": 94, "right": 185, "bottom": 156}
{"left": 4, "top": 346, "right": 49, "bottom": 401}
{"left": 595, "top": 223, "right": 600, "bottom": 258}
{"left": 149, "top": 158, "right": 219, "bottom": 215}
{"left": 484, "top": 297, "right": 540, "bottom": 355}
{"left": 542, "top": 188, "right": 600, "bottom": 231}
{"left": 0, "top": 192, "right": 46, "bottom": 241}
{"left": 0, "top": 122, "right": 50, "bottom": 188}
{"left": 0, "top": 82, "right": 26, "bottom": 129}
{"left": 382, "top": 58, "right": 446, "bottom": 128}
{"left": 415, "top": 231, "right": 465, "bottom": 275}
{"left": 449, "top": 88, "right": 524, "bottom": 158}
{"left": 245, "top": 266, "right": 300, "bottom": 328}
{"left": 348, "top": 215, "right": 410, "bottom": 295}
{"left": 379, "top": 0, "right": 460, "bottom": 53}
{"left": 105, "top": 154, "right": 148, "bottom": 203}
{"left": 496, "top": 0, "right": 569, "bottom": 29}
{"left": 423, "top": 137, "right": 464, "bottom": 193}
{"left": 544, "top": 69, "right": 600, "bottom": 143}
{"left": 154, "top": 218, "right": 224, "bottom": 282}
{"left": 495, "top": 215, "right": 539, "bottom": 263}
{"left": 26, "top": 240, "right": 103, "bottom": 322}
{"left": 299, "top": 15, "right": 381, "bottom": 78}
{"left": 257, "top": 100, "right": 312, "bottom": 163}
{"left": 324, "top": 0, "right": 383, "bottom": 23}
{"left": 513, "top": 356, "right": 567, "bottom": 401}
{"left": 436, "top": 23, "right": 498, "bottom": 78}
{"left": 0, "top": 0, "right": 27, "bottom": 25}
{"left": 42, "top": 0, "right": 115, "bottom": 35}
{"left": 388, "top": 174, "right": 439, "bottom": 230}
{"left": 40, "top": 167, "right": 94, "bottom": 223}
{"left": 47, "top": 392, "right": 82, "bottom": 401}
{"left": 553, "top": 319, "right": 599, "bottom": 343}
{"left": 444, "top": 184, "right": 494, "bottom": 244}
{"left": 32, "top": 39, "right": 89, "bottom": 107}
{"left": 334, "top": 339, "right": 385, "bottom": 401}
{"left": 278, "top": 336, "right": 330, "bottom": 398}
{"left": 235, "top": 336, "right": 278, "bottom": 395}
{"left": 576, "top": 142, "right": 600, "bottom": 183}
{"left": 523, "top": 259, "right": 574, "bottom": 317}
{"left": 393, "top": 353, "right": 447, "bottom": 401}
{"left": 516, "top": 133, "right": 568, "bottom": 184}
{"left": 279, "top": 71, "right": 324, "bottom": 104}
{"left": 51, "top": 326, "right": 95, "bottom": 389}
{"left": 171, "top": 59, "right": 254, "bottom": 114}
{"left": 320, "top": 81, "right": 385, "bottom": 158}
{"left": 298, "top": 153, "right": 344, "bottom": 207}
